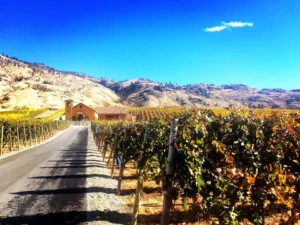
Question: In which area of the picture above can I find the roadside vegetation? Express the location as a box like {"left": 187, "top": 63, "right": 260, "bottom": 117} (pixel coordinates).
{"left": 0, "top": 108, "right": 48, "bottom": 120}
{"left": 0, "top": 108, "right": 65, "bottom": 121}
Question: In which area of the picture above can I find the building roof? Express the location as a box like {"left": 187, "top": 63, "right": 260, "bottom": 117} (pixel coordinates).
{"left": 93, "top": 107, "right": 128, "bottom": 115}
{"left": 73, "top": 103, "right": 97, "bottom": 112}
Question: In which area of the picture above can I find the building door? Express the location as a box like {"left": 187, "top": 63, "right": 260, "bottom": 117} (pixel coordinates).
{"left": 78, "top": 115, "right": 84, "bottom": 121}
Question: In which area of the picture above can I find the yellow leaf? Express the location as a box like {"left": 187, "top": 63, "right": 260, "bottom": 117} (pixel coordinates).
{"left": 247, "top": 176, "right": 256, "bottom": 185}
{"left": 286, "top": 200, "right": 293, "bottom": 209}
{"left": 278, "top": 174, "right": 286, "bottom": 184}
{"left": 282, "top": 214, "right": 289, "bottom": 222}
{"left": 226, "top": 155, "right": 234, "bottom": 164}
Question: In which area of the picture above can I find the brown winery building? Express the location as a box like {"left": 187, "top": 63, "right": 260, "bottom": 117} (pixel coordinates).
{"left": 65, "top": 100, "right": 134, "bottom": 121}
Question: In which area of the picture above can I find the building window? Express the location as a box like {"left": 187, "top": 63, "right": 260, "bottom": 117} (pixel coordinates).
{"left": 86, "top": 116, "right": 89, "bottom": 121}
{"left": 80, "top": 104, "right": 82, "bottom": 108}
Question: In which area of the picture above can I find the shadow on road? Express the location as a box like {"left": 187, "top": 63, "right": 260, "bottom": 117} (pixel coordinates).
{"left": 11, "top": 186, "right": 159, "bottom": 197}
{"left": 1, "top": 127, "right": 130, "bottom": 225}
{"left": 59, "top": 150, "right": 99, "bottom": 153}
{"left": 0, "top": 210, "right": 131, "bottom": 225}
{"left": 59, "top": 154, "right": 100, "bottom": 157}
{"left": 59, "top": 156, "right": 100, "bottom": 158}
{"left": 62, "top": 162, "right": 103, "bottom": 165}
{"left": 120, "top": 187, "right": 162, "bottom": 196}
{"left": 11, "top": 187, "right": 117, "bottom": 195}
{"left": 48, "top": 160, "right": 101, "bottom": 163}
{"left": 40, "top": 165, "right": 105, "bottom": 169}
{"left": 29, "top": 174, "right": 111, "bottom": 180}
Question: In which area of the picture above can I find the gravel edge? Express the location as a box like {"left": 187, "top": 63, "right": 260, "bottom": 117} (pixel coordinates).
{"left": 86, "top": 127, "right": 130, "bottom": 225}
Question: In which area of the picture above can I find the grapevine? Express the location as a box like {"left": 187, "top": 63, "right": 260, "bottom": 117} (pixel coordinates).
{"left": 93, "top": 108, "right": 300, "bottom": 225}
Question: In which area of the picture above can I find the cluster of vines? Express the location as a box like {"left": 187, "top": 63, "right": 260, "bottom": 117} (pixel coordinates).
{"left": 0, "top": 119, "right": 70, "bottom": 155}
{"left": 92, "top": 109, "right": 300, "bottom": 225}
{"left": 129, "top": 107, "right": 188, "bottom": 122}
{"left": 0, "top": 108, "right": 48, "bottom": 120}
{"left": 129, "top": 107, "right": 300, "bottom": 123}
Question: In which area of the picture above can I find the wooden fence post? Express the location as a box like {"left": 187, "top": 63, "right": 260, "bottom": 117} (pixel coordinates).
{"left": 55, "top": 122, "right": 58, "bottom": 133}
{"left": 44, "top": 125, "right": 49, "bottom": 141}
{"left": 29, "top": 126, "right": 32, "bottom": 147}
{"left": 102, "top": 142, "right": 108, "bottom": 158}
{"left": 45, "top": 126, "right": 48, "bottom": 139}
{"left": 46, "top": 126, "right": 49, "bottom": 139}
{"left": 99, "top": 138, "right": 103, "bottom": 152}
{"left": 117, "top": 125, "right": 130, "bottom": 195}
{"left": 34, "top": 125, "right": 38, "bottom": 145}
{"left": 49, "top": 125, "right": 52, "bottom": 137}
{"left": 38, "top": 126, "right": 41, "bottom": 143}
{"left": 51, "top": 124, "right": 54, "bottom": 136}
{"left": 97, "top": 133, "right": 101, "bottom": 150}
{"left": 117, "top": 158, "right": 125, "bottom": 195}
{"left": 45, "top": 126, "right": 47, "bottom": 141}
{"left": 132, "top": 171, "right": 143, "bottom": 225}
{"left": 111, "top": 150, "right": 117, "bottom": 178}
{"left": 17, "top": 126, "right": 20, "bottom": 151}
{"left": 0, "top": 126, "right": 3, "bottom": 156}
{"left": 107, "top": 133, "right": 118, "bottom": 166}
{"left": 48, "top": 126, "right": 50, "bottom": 138}
{"left": 9, "top": 127, "right": 12, "bottom": 152}
{"left": 132, "top": 126, "right": 150, "bottom": 225}
{"left": 42, "top": 126, "right": 45, "bottom": 141}
{"left": 23, "top": 125, "right": 27, "bottom": 148}
{"left": 161, "top": 119, "right": 178, "bottom": 225}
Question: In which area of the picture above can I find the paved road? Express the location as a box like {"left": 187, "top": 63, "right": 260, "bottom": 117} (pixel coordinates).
{"left": 0, "top": 126, "right": 108, "bottom": 225}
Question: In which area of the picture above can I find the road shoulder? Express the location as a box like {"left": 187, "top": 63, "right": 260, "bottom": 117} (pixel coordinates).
{"left": 86, "top": 127, "right": 130, "bottom": 225}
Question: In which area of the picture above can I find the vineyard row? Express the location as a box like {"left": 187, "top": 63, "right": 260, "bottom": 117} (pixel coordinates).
{"left": 0, "top": 120, "right": 70, "bottom": 156}
{"left": 128, "top": 107, "right": 300, "bottom": 122}
{"left": 92, "top": 109, "right": 300, "bottom": 225}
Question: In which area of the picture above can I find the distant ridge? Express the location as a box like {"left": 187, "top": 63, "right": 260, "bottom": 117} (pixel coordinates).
{"left": 0, "top": 54, "right": 299, "bottom": 110}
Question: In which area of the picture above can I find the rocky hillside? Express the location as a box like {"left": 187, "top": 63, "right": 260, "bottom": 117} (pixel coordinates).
{"left": 0, "top": 54, "right": 299, "bottom": 109}
{"left": 0, "top": 55, "right": 120, "bottom": 109}
{"left": 100, "top": 78, "right": 300, "bottom": 109}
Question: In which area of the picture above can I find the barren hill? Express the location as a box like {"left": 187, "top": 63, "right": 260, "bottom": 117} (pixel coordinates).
{"left": 100, "top": 78, "right": 300, "bottom": 109}
{"left": 0, "top": 55, "right": 120, "bottom": 109}
{"left": 0, "top": 54, "right": 299, "bottom": 110}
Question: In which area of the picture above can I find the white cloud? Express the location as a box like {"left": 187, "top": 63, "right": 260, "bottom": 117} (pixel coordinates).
{"left": 205, "top": 21, "right": 253, "bottom": 32}
{"left": 205, "top": 25, "right": 227, "bottom": 32}
{"left": 222, "top": 21, "right": 253, "bottom": 28}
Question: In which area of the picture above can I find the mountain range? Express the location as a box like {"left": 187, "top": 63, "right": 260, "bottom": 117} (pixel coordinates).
{"left": 0, "top": 54, "right": 299, "bottom": 110}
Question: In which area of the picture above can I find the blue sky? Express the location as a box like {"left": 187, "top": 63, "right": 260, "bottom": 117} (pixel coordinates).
{"left": 0, "top": 0, "right": 299, "bottom": 89}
